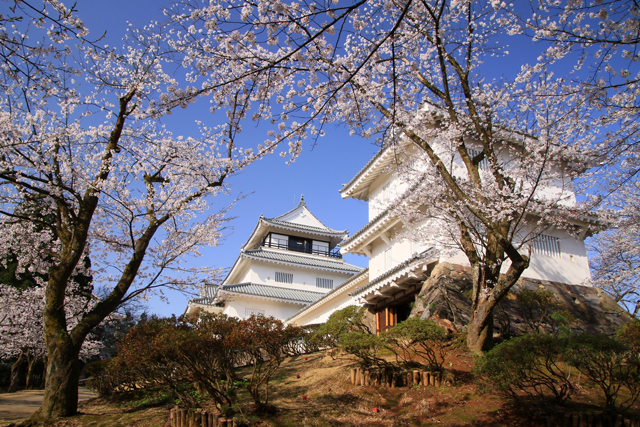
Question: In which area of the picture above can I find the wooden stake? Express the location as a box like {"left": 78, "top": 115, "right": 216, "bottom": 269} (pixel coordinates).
{"left": 413, "top": 370, "right": 421, "bottom": 386}
{"left": 421, "top": 371, "right": 429, "bottom": 387}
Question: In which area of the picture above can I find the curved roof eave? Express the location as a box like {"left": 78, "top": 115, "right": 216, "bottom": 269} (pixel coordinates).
{"left": 262, "top": 218, "right": 347, "bottom": 237}
{"left": 241, "top": 248, "right": 364, "bottom": 274}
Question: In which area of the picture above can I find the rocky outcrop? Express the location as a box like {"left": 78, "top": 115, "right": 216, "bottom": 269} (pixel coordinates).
{"left": 411, "top": 262, "right": 632, "bottom": 337}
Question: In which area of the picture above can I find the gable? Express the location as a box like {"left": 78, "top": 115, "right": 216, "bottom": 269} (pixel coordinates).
{"left": 276, "top": 205, "right": 327, "bottom": 229}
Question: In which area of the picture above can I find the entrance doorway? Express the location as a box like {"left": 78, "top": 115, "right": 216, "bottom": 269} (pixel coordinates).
{"left": 375, "top": 295, "right": 415, "bottom": 334}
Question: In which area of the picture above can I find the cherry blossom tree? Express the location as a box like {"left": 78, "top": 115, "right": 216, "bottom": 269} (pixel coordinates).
{"left": 0, "top": 282, "right": 103, "bottom": 391}
{"left": 159, "top": 0, "right": 625, "bottom": 353}
{"left": 514, "top": 1, "right": 640, "bottom": 319}
{"left": 589, "top": 183, "right": 640, "bottom": 317}
{"left": 0, "top": 0, "right": 275, "bottom": 421}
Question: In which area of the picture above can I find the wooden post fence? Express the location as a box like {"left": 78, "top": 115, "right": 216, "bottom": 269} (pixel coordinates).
{"left": 170, "top": 407, "right": 238, "bottom": 427}
{"left": 349, "top": 368, "right": 443, "bottom": 389}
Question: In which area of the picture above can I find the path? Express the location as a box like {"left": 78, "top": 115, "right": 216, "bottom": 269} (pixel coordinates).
{"left": 0, "top": 388, "right": 96, "bottom": 426}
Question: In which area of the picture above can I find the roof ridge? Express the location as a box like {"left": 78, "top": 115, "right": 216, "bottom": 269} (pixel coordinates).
{"left": 242, "top": 248, "right": 364, "bottom": 272}
{"left": 223, "top": 282, "right": 325, "bottom": 294}
{"left": 263, "top": 218, "right": 347, "bottom": 235}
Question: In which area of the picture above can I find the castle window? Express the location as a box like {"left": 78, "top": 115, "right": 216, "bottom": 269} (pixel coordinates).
{"left": 467, "top": 148, "right": 489, "bottom": 171}
{"left": 531, "top": 234, "right": 561, "bottom": 258}
{"left": 316, "top": 278, "right": 333, "bottom": 289}
{"left": 383, "top": 181, "right": 391, "bottom": 202}
{"left": 385, "top": 248, "right": 396, "bottom": 270}
{"left": 275, "top": 272, "right": 293, "bottom": 284}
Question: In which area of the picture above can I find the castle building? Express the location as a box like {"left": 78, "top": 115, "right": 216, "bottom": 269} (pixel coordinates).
{"left": 288, "top": 138, "right": 599, "bottom": 332}
{"left": 185, "top": 196, "right": 363, "bottom": 320}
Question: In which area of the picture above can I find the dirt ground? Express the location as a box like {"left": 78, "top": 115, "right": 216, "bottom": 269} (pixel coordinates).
{"left": 1, "top": 349, "right": 637, "bottom": 426}
{"left": 0, "top": 388, "right": 96, "bottom": 426}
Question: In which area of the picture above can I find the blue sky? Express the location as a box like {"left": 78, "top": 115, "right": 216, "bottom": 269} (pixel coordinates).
{"left": 68, "top": 0, "right": 608, "bottom": 317}
{"left": 74, "top": 0, "right": 376, "bottom": 316}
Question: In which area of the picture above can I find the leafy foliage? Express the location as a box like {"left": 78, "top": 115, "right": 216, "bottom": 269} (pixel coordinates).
{"left": 479, "top": 332, "right": 640, "bottom": 411}
{"left": 617, "top": 320, "right": 640, "bottom": 354}
{"left": 477, "top": 334, "right": 574, "bottom": 404}
{"left": 384, "top": 318, "right": 449, "bottom": 371}
{"left": 229, "top": 316, "right": 303, "bottom": 411}
{"left": 114, "top": 313, "right": 303, "bottom": 413}
{"left": 565, "top": 335, "right": 640, "bottom": 412}
{"left": 310, "top": 306, "right": 372, "bottom": 351}
{"left": 338, "top": 332, "right": 388, "bottom": 369}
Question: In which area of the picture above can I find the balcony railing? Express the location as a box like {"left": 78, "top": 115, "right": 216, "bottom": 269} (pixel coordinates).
{"left": 263, "top": 241, "right": 342, "bottom": 259}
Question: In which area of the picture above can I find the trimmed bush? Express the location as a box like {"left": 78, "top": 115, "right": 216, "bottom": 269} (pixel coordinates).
{"left": 617, "top": 320, "right": 640, "bottom": 354}
{"left": 477, "top": 334, "right": 573, "bottom": 404}
{"left": 339, "top": 332, "right": 387, "bottom": 368}
{"left": 384, "top": 317, "right": 449, "bottom": 370}
{"left": 565, "top": 334, "right": 640, "bottom": 412}
{"left": 310, "top": 306, "right": 371, "bottom": 351}
{"left": 515, "top": 289, "right": 556, "bottom": 333}
{"left": 113, "top": 313, "right": 304, "bottom": 413}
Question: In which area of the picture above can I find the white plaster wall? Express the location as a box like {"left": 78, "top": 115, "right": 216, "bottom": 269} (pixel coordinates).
{"left": 369, "top": 239, "right": 387, "bottom": 279}
{"left": 369, "top": 173, "right": 392, "bottom": 220}
{"left": 293, "top": 291, "right": 361, "bottom": 325}
{"left": 238, "top": 258, "right": 355, "bottom": 293}
{"left": 368, "top": 238, "right": 416, "bottom": 281}
{"left": 277, "top": 206, "right": 326, "bottom": 228}
{"left": 440, "top": 226, "right": 591, "bottom": 285}
{"left": 222, "top": 295, "right": 309, "bottom": 320}
{"left": 441, "top": 139, "right": 577, "bottom": 207}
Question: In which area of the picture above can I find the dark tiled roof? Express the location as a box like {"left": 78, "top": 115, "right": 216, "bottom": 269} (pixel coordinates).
{"left": 221, "top": 282, "right": 325, "bottom": 304}
{"left": 352, "top": 248, "right": 439, "bottom": 296}
{"left": 262, "top": 218, "right": 347, "bottom": 236}
{"left": 242, "top": 248, "right": 364, "bottom": 273}
{"left": 342, "top": 175, "right": 429, "bottom": 246}
{"left": 340, "top": 145, "right": 388, "bottom": 194}
{"left": 190, "top": 297, "right": 217, "bottom": 305}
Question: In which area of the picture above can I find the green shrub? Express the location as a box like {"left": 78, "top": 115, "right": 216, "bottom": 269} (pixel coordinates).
{"left": 565, "top": 334, "right": 640, "bottom": 412}
{"left": 114, "top": 313, "right": 301, "bottom": 413}
{"left": 338, "top": 332, "right": 387, "bottom": 368}
{"left": 84, "top": 359, "right": 121, "bottom": 397}
{"left": 229, "top": 315, "right": 302, "bottom": 411}
{"left": 310, "top": 306, "right": 371, "bottom": 351}
{"left": 617, "top": 320, "right": 640, "bottom": 354}
{"left": 549, "top": 310, "right": 576, "bottom": 337}
{"left": 476, "top": 334, "right": 573, "bottom": 404}
{"left": 384, "top": 317, "right": 449, "bottom": 370}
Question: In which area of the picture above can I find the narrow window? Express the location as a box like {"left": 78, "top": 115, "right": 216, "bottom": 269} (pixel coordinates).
{"left": 275, "top": 272, "right": 293, "bottom": 284}
{"left": 316, "top": 278, "right": 334, "bottom": 289}
{"left": 531, "top": 234, "right": 561, "bottom": 258}
{"left": 385, "top": 248, "right": 394, "bottom": 270}
{"left": 467, "top": 148, "right": 489, "bottom": 171}
{"left": 383, "top": 181, "right": 391, "bottom": 202}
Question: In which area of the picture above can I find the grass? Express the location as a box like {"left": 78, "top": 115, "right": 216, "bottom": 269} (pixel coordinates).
{"left": 20, "top": 348, "right": 640, "bottom": 426}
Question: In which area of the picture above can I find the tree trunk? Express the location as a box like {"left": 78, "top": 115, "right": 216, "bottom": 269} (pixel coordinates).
{"left": 26, "top": 354, "right": 43, "bottom": 389}
{"left": 29, "top": 338, "right": 82, "bottom": 422}
{"left": 467, "top": 305, "right": 494, "bottom": 355}
{"left": 8, "top": 350, "right": 27, "bottom": 392}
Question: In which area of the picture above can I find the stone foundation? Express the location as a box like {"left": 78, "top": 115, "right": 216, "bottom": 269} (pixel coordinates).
{"left": 411, "top": 262, "right": 632, "bottom": 337}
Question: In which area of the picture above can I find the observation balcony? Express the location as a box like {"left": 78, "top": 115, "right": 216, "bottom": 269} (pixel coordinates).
{"left": 262, "top": 240, "right": 343, "bottom": 259}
